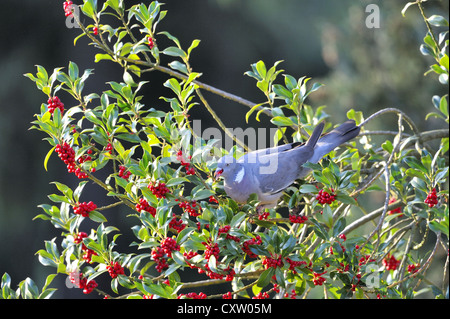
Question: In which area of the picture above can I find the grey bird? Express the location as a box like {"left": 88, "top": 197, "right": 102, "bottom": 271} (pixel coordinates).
{"left": 214, "top": 120, "right": 360, "bottom": 209}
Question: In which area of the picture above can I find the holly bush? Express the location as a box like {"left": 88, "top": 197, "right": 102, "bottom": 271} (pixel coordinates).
{"left": 2, "top": 0, "right": 448, "bottom": 299}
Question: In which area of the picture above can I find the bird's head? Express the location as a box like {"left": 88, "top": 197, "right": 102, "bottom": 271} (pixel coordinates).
{"left": 214, "top": 155, "right": 243, "bottom": 182}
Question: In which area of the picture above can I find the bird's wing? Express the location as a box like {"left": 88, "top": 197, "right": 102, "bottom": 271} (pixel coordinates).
{"left": 252, "top": 143, "right": 315, "bottom": 195}
{"left": 249, "top": 122, "right": 325, "bottom": 195}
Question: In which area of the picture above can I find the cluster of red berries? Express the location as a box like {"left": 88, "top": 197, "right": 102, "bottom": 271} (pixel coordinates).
{"left": 201, "top": 264, "right": 235, "bottom": 281}
{"left": 77, "top": 153, "right": 92, "bottom": 164}
{"left": 330, "top": 234, "right": 347, "bottom": 255}
{"left": 47, "top": 96, "right": 64, "bottom": 115}
{"left": 74, "top": 232, "right": 98, "bottom": 263}
{"left": 118, "top": 165, "right": 131, "bottom": 180}
{"left": 289, "top": 214, "right": 308, "bottom": 224}
{"left": 148, "top": 181, "right": 170, "bottom": 198}
{"left": 312, "top": 271, "right": 327, "bottom": 286}
{"left": 73, "top": 201, "right": 97, "bottom": 218}
{"left": 183, "top": 250, "right": 198, "bottom": 261}
{"left": 383, "top": 254, "right": 400, "bottom": 270}
{"left": 316, "top": 188, "right": 337, "bottom": 205}
{"left": 225, "top": 268, "right": 235, "bottom": 281}
{"left": 69, "top": 271, "right": 98, "bottom": 294}
{"left": 135, "top": 198, "right": 156, "bottom": 217}
{"left": 160, "top": 237, "right": 180, "bottom": 258}
{"left": 151, "top": 238, "right": 180, "bottom": 272}
{"left": 105, "top": 142, "right": 113, "bottom": 154}
{"left": 178, "top": 200, "right": 201, "bottom": 217}
{"left": 424, "top": 188, "right": 438, "bottom": 208}
{"left": 285, "top": 257, "right": 309, "bottom": 274}
{"left": 337, "top": 262, "right": 350, "bottom": 273}
{"left": 81, "top": 246, "right": 97, "bottom": 264}
{"left": 242, "top": 235, "right": 262, "bottom": 258}
{"left": 92, "top": 26, "right": 98, "bottom": 36}
{"left": 388, "top": 198, "right": 403, "bottom": 216}
{"left": 177, "top": 292, "right": 207, "bottom": 299}
{"left": 208, "top": 196, "right": 218, "bottom": 204}
{"left": 169, "top": 214, "right": 186, "bottom": 232}
{"left": 218, "top": 225, "right": 231, "bottom": 235}
{"left": 148, "top": 36, "right": 155, "bottom": 49}
{"left": 176, "top": 150, "right": 196, "bottom": 175}
{"left": 74, "top": 232, "right": 88, "bottom": 244}
{"left": 226, "top": 233, "right": 240, "bottom": 243}
{"left": 282, "top": 288, "right": 297, "bottom": 299}
{"left": 218, "top": 225, "right": 239, "bottom": 242}
{"left": 253, "top": 292, "right": 270, "bottom": 299}
{"left": 55, "top": 142, "right": 88, "bottom": 179}
{"left": 63, "top": 1, "right": 73, "bottom": 17}
{"left": 107, "top": 261, "right": 125, "bottom": 279}
{"left": 151, "top": 246, "right": 169, "bottom": 272}
{"left": 55, "top": 142, "right": 75, "bottom": 166}
{"left": 197, "top": 222, "right": 210, "bottom": 231}
{"left": 262, "top": 255, "right": 284, "bottom": 269}
{"left": 407, "top": 263, "right": 420, "bottom": 274}
{"left": 358, "top": 254, "right": 376, "bottom": 266}
{"left": 222, "top": 291, "right": 232, "bottom": 299}
{"left": 258, "top": 211, "right": 270, "bottom": 220}
{"left": 203, "top": 241, "right": 220, "bottom": 261}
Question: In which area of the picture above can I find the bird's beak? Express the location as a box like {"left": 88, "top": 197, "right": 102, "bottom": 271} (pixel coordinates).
{"left": 214, "top": 168, "right": 224, "bottom": 180}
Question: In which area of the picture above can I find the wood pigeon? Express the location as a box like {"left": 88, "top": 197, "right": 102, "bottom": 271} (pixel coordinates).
{"left": 214, "top": 120, "right": 360, "bottom": 209}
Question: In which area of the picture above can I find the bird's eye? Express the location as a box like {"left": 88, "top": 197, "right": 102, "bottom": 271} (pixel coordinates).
{"left": 226, "top": 163, "right": 230, "bottom": 167}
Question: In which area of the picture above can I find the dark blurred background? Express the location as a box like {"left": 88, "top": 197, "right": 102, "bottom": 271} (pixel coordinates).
{"left": 0, "top": 0, "right": 448, "bottom": 298}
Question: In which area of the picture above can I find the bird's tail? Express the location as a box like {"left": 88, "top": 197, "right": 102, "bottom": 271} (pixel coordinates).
{"left": 305, "top": 121, "right": 325, "bottom": 148}
{"left": 310, "top": 120, "right": 360, "bottom": 162}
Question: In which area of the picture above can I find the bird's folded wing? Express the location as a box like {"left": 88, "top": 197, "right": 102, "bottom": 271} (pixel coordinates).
{"left": 253, "top": 144, "right": 314, "bottom": 195}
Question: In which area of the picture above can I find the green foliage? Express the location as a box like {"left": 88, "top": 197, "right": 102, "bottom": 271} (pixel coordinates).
{"left": 2, "top": 0, "right": 448, "bottom": 300}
